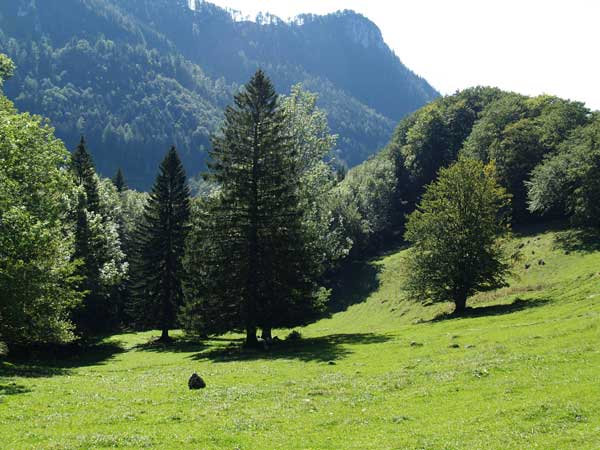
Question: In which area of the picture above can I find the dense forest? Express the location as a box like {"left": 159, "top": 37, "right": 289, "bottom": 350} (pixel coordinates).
{"left": 337, "top": 86, "right": 595, "bottom": 256}
{"left": 0, "top": 0, "right": 438, "bottom": 188}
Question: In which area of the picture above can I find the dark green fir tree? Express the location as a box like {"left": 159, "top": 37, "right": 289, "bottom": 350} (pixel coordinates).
{"left": 72, "top": 136, "right": 100, "bottom": 213}
{"left": 71, "top": 136, "right": 105, "bottom": 334}
{"left": 112, "top": 168, "right": 127, "bottom": 193}
{"left": 129, "top": 146, "right": 190, "bottom": 341}
{"left": 182, "top": 70, "right": 326, "bottom": 347}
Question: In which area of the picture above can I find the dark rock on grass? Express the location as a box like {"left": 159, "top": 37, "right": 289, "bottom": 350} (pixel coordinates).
{"left": 188, "top": 373, "right": 206, "bottom": 390}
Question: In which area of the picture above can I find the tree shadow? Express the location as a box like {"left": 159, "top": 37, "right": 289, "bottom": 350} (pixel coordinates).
{"left": 133, "top": 336, "right": 206, "bottom": 354}
{"left": 0, "top": 382, "right": 31, "bottom": 396}
{"left": 327, "top": 260, "right": 382, "bottom": 314}
{"left": 429, "top": 297, "right": 550, "bottom": 322}
{"left": 0, "top": 362, "right": 69, "bottom": 378}
{"left": 189, "top": 333, "right": 391, "bottom": 363}
{"left": 512, "top": 219, "right": 568, "bottom": 238}
{"left": 0, "top": 340, "right": 125, "bottom": 379}
{"left": 553, "top": 228, "right": 600, "bottom": 253}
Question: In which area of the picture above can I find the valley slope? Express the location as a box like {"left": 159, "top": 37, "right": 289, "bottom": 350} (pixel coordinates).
{"left": 1, "top": 226, "right": 598, "bottom": 449}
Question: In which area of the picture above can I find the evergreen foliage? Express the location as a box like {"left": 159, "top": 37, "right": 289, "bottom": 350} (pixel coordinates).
{"left": 129, "top": 147, "right": 190, "bottom": 341}
{"left": 112, "top": 168, "right": 127, "bottom": 193}
{"left": 72, "top": 137, "right": 101, "bottom": 212}
{"left": 70, "top": 137, "right": 126, "bottom": 335}
{"left": 404, "top": 159, "right": 512, "bottom": 312}
{"left": 183, "top": 71, "right": 326, "bottom": 346}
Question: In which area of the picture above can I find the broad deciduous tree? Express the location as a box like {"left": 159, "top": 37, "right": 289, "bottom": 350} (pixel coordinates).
{"left": 404, "top": 159, "right": 511, "bottom": 313}
{"left": 0, "top": 54, "right": 81, "bottom": 347}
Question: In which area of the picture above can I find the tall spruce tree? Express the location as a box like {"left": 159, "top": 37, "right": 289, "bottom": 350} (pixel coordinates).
{"left": 112, "top": 168, "right": 127, "bottom": 193}
{"left": 72, "top": 137, "right": 100, "bottom": 213}
{"left": 71, "top": 137, "right": 126, "bottom": 334}
{"left": 182, "top": 70, "right": 326, "bottom": 346}
{"left": 129, "top": 146, "right": 190, "bottom": 341}
{"left": 71, "top": 137, "right": 104, "bottom": 333}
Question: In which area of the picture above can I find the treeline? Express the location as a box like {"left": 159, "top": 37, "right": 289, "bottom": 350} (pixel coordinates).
{"left": 1, "top": 34, "right": 229, "bottom": 189}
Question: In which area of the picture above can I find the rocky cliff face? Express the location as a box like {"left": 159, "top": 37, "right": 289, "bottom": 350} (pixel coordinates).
{"left": 329, "top": 11, "right": 387, "bottom": 50}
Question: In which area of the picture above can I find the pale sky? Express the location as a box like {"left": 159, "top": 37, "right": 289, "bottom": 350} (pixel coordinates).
{"left": 207, "top": 0, "right": 600, "bottom": 110}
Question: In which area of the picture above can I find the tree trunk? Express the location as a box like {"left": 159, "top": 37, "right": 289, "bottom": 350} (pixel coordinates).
{"left": 454, "top": 295, "right": 467, "bottom": 314}
{"left": 245, "top": 326, "right": 258, "bottom": 348}
{"left": 159, "top": 328, "right": 170, "bottom": 342}
{"left": 261, "top": 327, "right": 272, "bottom": 341}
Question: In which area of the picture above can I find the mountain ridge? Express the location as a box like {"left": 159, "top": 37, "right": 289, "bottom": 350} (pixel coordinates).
{"left": 0, "top": 0, "right": 439, "bottom": 188}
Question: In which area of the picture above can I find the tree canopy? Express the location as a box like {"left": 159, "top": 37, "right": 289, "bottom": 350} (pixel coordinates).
{"left": 0, "top": 55, "right": 81, "bottom": 347}
{"left": 404, "top": 159, "right": 512, "bottom": 312}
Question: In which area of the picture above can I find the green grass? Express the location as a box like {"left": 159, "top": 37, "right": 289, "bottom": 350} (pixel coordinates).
{"left": 1, "top": 227, "right": 600, "bottom": 449}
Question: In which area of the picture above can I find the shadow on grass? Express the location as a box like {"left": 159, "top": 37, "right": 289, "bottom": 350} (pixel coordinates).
{"left": 429, "top": 297, "right": 550, "bottom": 322}
{"left": 190, "top": 333, "right": 391, "bottom": 363}
{"left": 0, "top": 340, "right": 125, "bottom": 379}
{"left": 0, "top": 382, "right": 31, "bottom": 396}
{"left": 327, "top": 260, "right": 382, "bottom": 314}
{"left": 511, "top": 219, "right": 568, "bottom": 238}
{"left": 553, "top": 228, "right": 600, "bottom": 253}
{"left": 133, "top": 336, "right": 206, "bottom": 354}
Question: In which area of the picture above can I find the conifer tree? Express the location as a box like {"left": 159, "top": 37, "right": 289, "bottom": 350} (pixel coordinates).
{"left": 71, "top": 137, "right": 104, "bottom": 333}
{"left": 72, "top": 137, "right": 100, "bottom": 213}
{"left": 182, "top": 70, "right": 326, "bottom": 346}
{"left": 71, "top": 137, "right": 126, "bottom": 334}
{"left": 112, "top": 168, "right": 127, "bottom": 193}
{"left": 129, "top": 146, "right": 190, "bottom": 341}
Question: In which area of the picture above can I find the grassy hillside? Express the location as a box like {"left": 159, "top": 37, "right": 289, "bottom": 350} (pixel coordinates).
{"left": 1, "top": 227, "right": 599, "bottom": 449}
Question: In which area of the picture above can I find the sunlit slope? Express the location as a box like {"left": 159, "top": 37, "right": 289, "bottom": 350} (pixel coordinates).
{"left": 309, "top": 227, "right": 600, "bottom": 334}
{"left": 1, "top": 227, "right": 599, "bottom": 449}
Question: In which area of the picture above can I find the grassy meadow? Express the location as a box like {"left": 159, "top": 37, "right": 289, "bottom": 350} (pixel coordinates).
{"left": 1, "top": 227, "right": 599, "bottom": 449}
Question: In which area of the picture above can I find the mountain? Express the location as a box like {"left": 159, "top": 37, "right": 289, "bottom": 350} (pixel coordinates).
{"left": 0, "top": 0, "right": 439, "bottom": 189}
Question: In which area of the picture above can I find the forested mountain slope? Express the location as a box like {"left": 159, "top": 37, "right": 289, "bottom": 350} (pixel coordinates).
{"left": 335, "top": 86, "right": 594, "bottom": 257}
{"left": 0, "top": 0, "right": 438, "bottom": 188}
